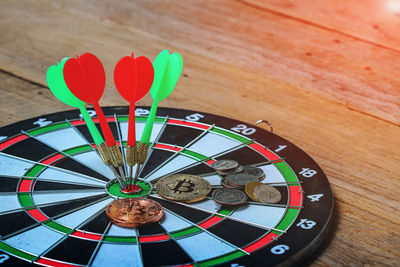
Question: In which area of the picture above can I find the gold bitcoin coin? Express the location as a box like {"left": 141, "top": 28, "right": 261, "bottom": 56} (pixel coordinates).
{"left": 155, "top": 174, "right": 211, "bottom": 203}
{"left": 106, "top": 198, "right": 164, "bottom": 228}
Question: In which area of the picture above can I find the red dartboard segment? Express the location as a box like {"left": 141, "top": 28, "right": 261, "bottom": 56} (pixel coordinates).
{"left": 0, "top": 134, "right": 28, "bottom": 150}
{"left": 36, "top": 258, "right": 81, "bottom": 267}
{"left": 289, "top": 185, "right": 303, "bottom": 207}
{"left": 139, "top": 234, "right": 170, "bottom": 242}
{"left": 243, "top": 232, "right": 280, "bottom": 253}
{"left": 41, "top": 154, "right": 65, "bottom": 165}
{"left": 71, "top": 230, "right": 102, "bottom": 241}
{"left": 18, "top": 179, "right": 33, "bottom": 192}
{"left": 154, "top": 143, "right": 182, "bottom": 152}
{"left": 167, "top": 119, "right": 211, "bottom": 130}
{"left": 26, "top": 209, "right": 49, "bottom": 222}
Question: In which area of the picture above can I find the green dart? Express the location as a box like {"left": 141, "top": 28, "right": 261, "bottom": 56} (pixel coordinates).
{"left": 46, "top": 58, "right": 125, "bottom": 187}
{"left": 134, "top": 50, "right": 183, "bottom": 185}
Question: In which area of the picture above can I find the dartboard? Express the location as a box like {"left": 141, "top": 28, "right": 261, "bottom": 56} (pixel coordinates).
{"left": 0, "top": 106, "right": 333, "bottom": 267}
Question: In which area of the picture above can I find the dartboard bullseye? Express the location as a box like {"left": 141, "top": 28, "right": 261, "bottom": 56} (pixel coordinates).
{"left": 0, "top": 106, "right": 333, "bottom": 266}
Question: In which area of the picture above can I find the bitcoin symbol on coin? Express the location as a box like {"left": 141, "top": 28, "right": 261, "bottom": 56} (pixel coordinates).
{"left": 168, "top": 179, "right": 195, "bottom": 194}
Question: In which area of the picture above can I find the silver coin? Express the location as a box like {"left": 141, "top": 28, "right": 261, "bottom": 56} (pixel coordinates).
{"left": 242, "top": 166, "right": 265, "bottom": 181}
{"left": 212, "top": 188, "right": 247, "bottom": 205}
{"left": 218, "top": 165, "right": 243, "bottom": 176}
{"left": 220, "top": 178, "right": 241, "bottom": 189}
{"left": 254, "top": 184, "right": 281, "bottom": 203}
{"left": 225, "top": 173, "right": 259, "bottom": 187}
{"left": 211, "top": 160, "right": 239, "bottom": 171}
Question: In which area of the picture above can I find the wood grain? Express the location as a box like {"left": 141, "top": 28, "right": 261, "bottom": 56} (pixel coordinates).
{"left": 0, "top": 0, "right": 399, "bottom": 266}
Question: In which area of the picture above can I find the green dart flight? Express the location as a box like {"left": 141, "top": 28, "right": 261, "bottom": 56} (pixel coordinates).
{"left": 134, "top": 50, "right": 183, "bottom": 184}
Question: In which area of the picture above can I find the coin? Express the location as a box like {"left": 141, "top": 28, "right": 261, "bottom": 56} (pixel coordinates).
{"left": 242, "top": 166, "right": 265, "bottom": 181}
{"left": 155, "top": 174, "right": 211, "bottom": 203}
{"left": 106, "top": 198, "right": 164, "bottom": 228}
{"left": 225, "top": 172, "right": 259, "bottom": 188}
{"left": 212, "top": 188, "right": 247, "bottom": 206}
{"left": 220, "top": 178, "right": 241, "bottom": 189}
{"left": 254, "top": 184, "right": 282, "bottom": 203}
{"left": 217, "top": 165, "right": 243, "bottom": 176}
{"left": 211, "top": 160, "right": 239, "bottom": 171}
{"left": 245, "top": 181, "right": 263, "bottom": 201}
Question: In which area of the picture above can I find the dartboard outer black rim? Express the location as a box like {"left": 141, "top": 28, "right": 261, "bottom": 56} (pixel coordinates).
{"left": 0, "top": 106, "right": 334, "bottom": 267}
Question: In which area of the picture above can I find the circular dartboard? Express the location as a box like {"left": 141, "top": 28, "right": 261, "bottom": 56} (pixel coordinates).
{"left": 0, "top": 106, "right": 333, "bottom": 267}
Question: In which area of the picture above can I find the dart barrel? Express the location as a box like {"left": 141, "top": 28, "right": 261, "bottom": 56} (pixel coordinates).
{"left": 126, "top": 145, "right": 137, "bottom": 166}
{"left": 136, "top": 142, "right": 150, "bottom": 164}
{"left": 108, "top": 144, "right": 124, "bottom": 167}
{"left": 97, "top": 142, "right": 112, "bottom": 166}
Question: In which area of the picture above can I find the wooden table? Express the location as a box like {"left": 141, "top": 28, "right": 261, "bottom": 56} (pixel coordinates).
{"left": 0, "top": 1, "right": 399, "bottom": 265}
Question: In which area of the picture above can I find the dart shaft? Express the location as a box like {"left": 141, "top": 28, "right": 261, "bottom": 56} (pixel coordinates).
{"left": 93, "top": 102, "right": 116, "bottom": 147}
{"left": 127, "top": 103, "right": 136, "bottom": 147}
{"left": 78, "top": 105, "right": 104, "bottom": 145}
{"left": 140, "top": 99, "right": 159, "bottom": 144}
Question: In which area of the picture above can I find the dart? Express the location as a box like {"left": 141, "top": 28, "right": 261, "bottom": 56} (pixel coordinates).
{"left": 134, "top": 50, "right": 183, "bottom": 186}
{"left": 114, "top": 52, "right": 154, "bottom": 190}
{"left": 63, "top": 53, "right": 128, "bottom": 187}
{"left": 46, "top": 57, "right": 126, "bottom": 188}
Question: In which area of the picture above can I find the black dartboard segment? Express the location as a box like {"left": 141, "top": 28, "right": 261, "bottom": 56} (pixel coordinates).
{"left": 0, "top": 106, "right": 333, "bottom": 266}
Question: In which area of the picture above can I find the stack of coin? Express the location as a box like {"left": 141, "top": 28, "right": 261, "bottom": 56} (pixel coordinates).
{"left": 245, "top": 182, "right": 282, "bottom": 203}
{"left": 155, "top": 174, "right": 211, "bottom": 203}
{"left": 211, "top": 159, "right": 243, "bottom": 175}
{"left": 106, "top": 198, "right": 164, "bottom": 228}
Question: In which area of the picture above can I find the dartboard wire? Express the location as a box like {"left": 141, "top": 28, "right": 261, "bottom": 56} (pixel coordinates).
{"left": 160, "top": 206, "right": 251, "bottom": 257}
{"left": 68, "top": 119, "right": 119, "bottom": 181}
{"left": 137, "top": 116, "right": 169, "bottom": 178}
{"left": 156, "top": 221, "right": 200, "bottom": 265}
{"left": 32, "top": 202, "right": 110, "bottom": 264}
{"left": 134, "top": 227, "right": 145, "bottom": 267}
{"left": 21, "top": 129, "right": 112, "bottom": 183}
{"left": 147, "top": 139, "right": 255, "bottom": 184}
{"left": 113, "top": 113, "right": 128, "bottom": 175}
{"left": 151, "top": 194, "right": 285, "bottom": 233}
{"left": 142, "top": 124, "right": 215, "bottom": 180}
{"left": 0, "top": 152, "right": 107, "bottom": 186}
{"left": 86, "top": 222, "right": 112, "bottom": 267}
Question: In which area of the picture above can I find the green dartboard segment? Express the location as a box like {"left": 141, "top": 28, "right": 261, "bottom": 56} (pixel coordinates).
{"left": 141, "top": 50, "right": 183, "bottom": 144}
{"left": 46, "top": 58, "right": 104, "bottom": 145}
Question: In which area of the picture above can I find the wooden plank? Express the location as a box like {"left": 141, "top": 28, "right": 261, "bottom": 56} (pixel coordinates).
{"left": 0, "top": 0, "right": 399, "bottom": 124}
{"left": 242, "top": 0, "right": 400, "bottom": 50}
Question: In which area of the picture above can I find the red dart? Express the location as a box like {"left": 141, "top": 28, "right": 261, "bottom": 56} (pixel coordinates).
{"left": 114, "top": 52, "right": 154, "bottom": 147}
{"left": 114, "top": 52, "right": 154, "bottom": 189}
{"left": 63, "top": 53, "right": 116, "bottom": 148}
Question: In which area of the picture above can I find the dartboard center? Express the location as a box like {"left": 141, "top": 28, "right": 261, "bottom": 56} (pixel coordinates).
{"left": 106, "top": 178, "right": 152, "bottom": 198}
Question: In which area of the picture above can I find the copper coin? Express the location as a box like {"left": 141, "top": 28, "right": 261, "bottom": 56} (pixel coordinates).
{"left": 106, "top": 198, "right": 164, "bottom": 228}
